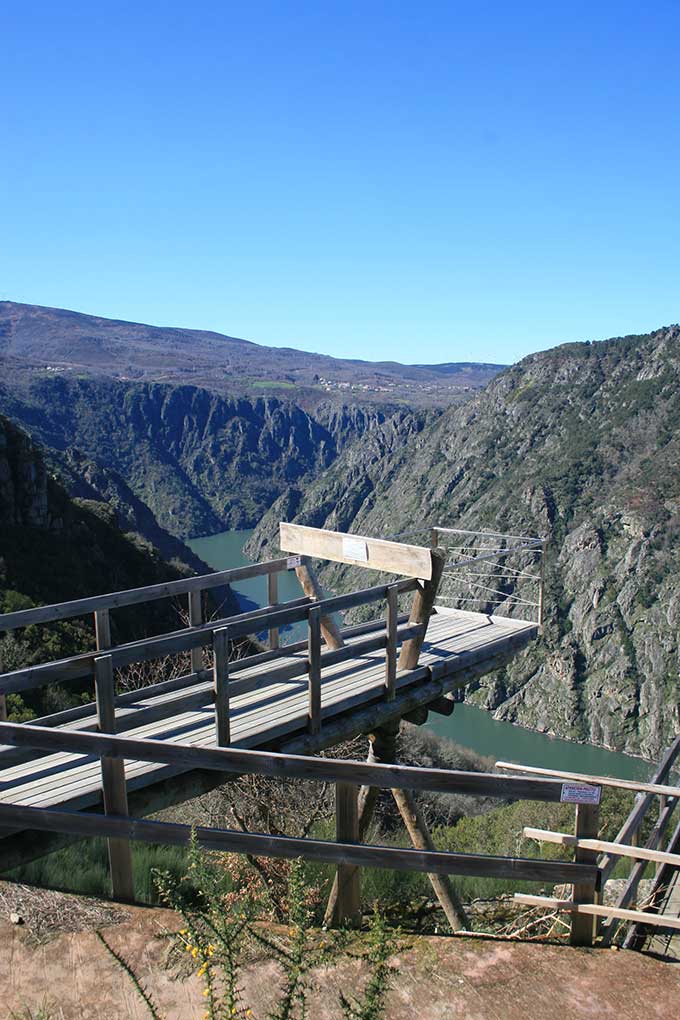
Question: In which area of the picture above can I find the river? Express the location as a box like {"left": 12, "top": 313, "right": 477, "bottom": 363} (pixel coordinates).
{"left": 188, "top": 529, "right": 653, "bottom": 782}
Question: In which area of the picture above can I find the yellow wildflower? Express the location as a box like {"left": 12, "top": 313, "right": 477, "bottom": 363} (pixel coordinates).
{"left": 203, "top": 988, "right": 210, "bottom": 997}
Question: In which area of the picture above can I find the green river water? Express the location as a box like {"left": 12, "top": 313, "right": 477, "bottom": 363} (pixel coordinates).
{"left": 188, "top": 529, "right": 653, "bottom": 783}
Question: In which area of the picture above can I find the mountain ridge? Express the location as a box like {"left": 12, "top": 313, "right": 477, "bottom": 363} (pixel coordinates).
{"left": 0, "top": 301, "right": 504, "bottom": 408}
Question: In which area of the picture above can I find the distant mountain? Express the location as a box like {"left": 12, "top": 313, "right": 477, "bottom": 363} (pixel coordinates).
{"left": 247, "top": 326, "right": 680, "bottom": 759}
{"left": 0, "top": 301, "right": 504, "bottom": 408}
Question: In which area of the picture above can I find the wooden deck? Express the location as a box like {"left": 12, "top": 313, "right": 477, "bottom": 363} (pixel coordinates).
{"left": 0, "top": 608, "right": 536, "bottom": 819}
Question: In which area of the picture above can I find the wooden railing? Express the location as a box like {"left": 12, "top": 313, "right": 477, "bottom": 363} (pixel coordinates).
{"left": 0, "top": 719, "right": 601, "bottom": 932}
{"left": 0, "top": 574, "right": 421, "bottom": 763}
{"left": 498, "top": 735, "right": 680, "bottom": 947}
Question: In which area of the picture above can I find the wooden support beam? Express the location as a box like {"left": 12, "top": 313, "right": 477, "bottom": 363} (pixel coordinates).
{"left": 391, "top": 786, "right": 470, "bottom": 932}
{"left": 570, "top": 802, "right": 599, "bottom": 947}
{"left": 428, "top": 694, "right": 456, "bottom": 717}
{"left": 295, "top": 559, "right": 344, "bottom": 650}
{"left": 333, "top": 781, "right": 361, "bottom": 927}
{"left": 514, "top": 894, "right": 680, "bottom": 933}
{"left": 94, "top": 654, "right": 134, "bottom": 902}
{"left": 398, "top": 548, "right": 446, "bottom": 671}
{"left": 403, "top": 707, "right": 429, "bottom": 725}
{"left": 188, "top": 589, "right": 204, "bottom": 673}
{"left": 600, "top": 796, "right": 677, "bottom": 946}
{"left": 307, "top": 606, "right": 322, "bottom": 734}
{"left": 213, "top": 627, "right": 230, "bottom": 746}
{"left": 267, "top": 571, "right": 279, "bottom": 650}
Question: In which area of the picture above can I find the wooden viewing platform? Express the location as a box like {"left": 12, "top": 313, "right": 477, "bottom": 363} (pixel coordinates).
{"left": 0, "top": 524, "right": 541, "bottom": 828}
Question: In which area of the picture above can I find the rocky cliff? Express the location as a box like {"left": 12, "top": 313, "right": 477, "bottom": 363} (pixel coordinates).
{"left": 247, "top": 327, "right": 680, "bottom": 759}
{"left": 0, "top": 378, "right": 390, "bottom": 539}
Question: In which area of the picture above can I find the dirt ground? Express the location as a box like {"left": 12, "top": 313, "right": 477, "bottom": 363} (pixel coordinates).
{"left": 1, "top": 896, "right": 679, "bottom": 1020}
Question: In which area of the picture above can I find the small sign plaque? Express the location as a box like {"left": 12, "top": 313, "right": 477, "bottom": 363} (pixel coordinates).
{"left": 560, "top": 782, "right": 601, "bottom": 805}
{"left": 342, "top": 537, "right": 369, "bottom": 562}
{"left": 286, "top": 555, "right": 302, "bottom": 569}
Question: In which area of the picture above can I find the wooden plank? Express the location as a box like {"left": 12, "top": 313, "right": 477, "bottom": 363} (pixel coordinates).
{"left": 514, "top": 894, "right": 680, "bottom": 933}
{"left": 280, "top": 522, "right": 433, "bottom": 579}
{"left": 497, "top": 760, "right": 680, "bottom": 800}
{"left": 94, "top": 654, "right": 134, "bottom": 902}
{"left": 385, "top": 584, "right": 398, "bottom": 701}
{"left": 623, "top": 812, "right": 680, "bottom": 949}
{"left": 213, "top": 627, "right": 230, "bottom": 746}
{"left": 0, "top": 802, "right": 599, "bottom": 884}
{"left": 267, "top": 571, "right": 279, "bottom": 650}
{"left": 0, "top": 612, "right": 539, "bottom": 810}
{"left": 525, "top": 827, "right": 680, "bottom": 869}
{"left": 0, "top": 557, "right": 294, "bottom": 632}
{"left": 570, "top": 803, "right": 599, "bottom": 947}
{"left": 0, "top": 720, "right": 574, "bottom": 801}
{"left": 307, "top": 606, "right": 321, "bottom": 734}
{"left": 333, "top": 781, "right": 361, "bottom": 927}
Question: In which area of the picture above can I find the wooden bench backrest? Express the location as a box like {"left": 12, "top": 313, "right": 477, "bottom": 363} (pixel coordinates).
{"left": 279, "top": 522, "right": 434, "bottom": 580}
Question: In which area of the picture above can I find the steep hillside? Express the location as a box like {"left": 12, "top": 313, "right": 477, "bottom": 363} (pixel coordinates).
{"left": 0, "top": 415, "right": 215, "bottom": 714}
{"left": 248, "top": 327, "right": 680, "bottom": 759}
{"left": 0, "top": 377, "right": 395, "bottom": 539}
{"left": 0, "top": 301, "right": 503, "bottom": 407}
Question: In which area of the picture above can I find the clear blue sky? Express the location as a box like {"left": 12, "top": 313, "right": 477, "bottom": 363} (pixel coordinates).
{"left": 2, "top": 1, "right": 679, "bottom": 364}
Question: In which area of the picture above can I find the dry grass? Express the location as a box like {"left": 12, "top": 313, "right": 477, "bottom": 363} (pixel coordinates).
{"left": 0, "top": 880, "right": 128, "bottom": 944}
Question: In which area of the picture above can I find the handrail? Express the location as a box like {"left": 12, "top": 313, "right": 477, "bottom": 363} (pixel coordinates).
{"left": 0, "top": 720, "right": 582, "bottom": 801}
{"left": 0, "top": 578, "right": 420, "bottom": 694}
{"left": 0, "top": 556, "right": 298, "bottom": 632}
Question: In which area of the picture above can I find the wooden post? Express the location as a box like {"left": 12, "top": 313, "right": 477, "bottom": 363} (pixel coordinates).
{"left": 326, "top": 720, "right": 469, "bottom": 933}
{"left": 570, "top": 802, "right": 600, "bottom": 947}
{"left": 385, "top": 583, "right": 398, "bottom": 701}
{"left": 295, "top": 558, "right": 344, "bottom": 650}
{"left": 213, "top": 627, "right": 230, "bottom": 746}
{"left": 537, "top": 539, "right": 547, "bottom": 628}
{"left": 324, "top": 739, "right": 382, "bottom": 926}
{"left": 94, "top": 654, "right": 134, "bottom": 902}
{"left": 267, "top": 571, "right": 279, "bottom": 650}
{"left": 334, "top": 781, "right": 361, "bottom": 927}
{"left": 188, "top": 589, "right": 204, "bottom": 673}
{"left": 398, "top": 547, "right": 446, "bottom": 671}
{"left": 0, "top": 696, "right": 7, "bottom": 722}
{"left": 307, "top": 606, "right": 321, "bottom": 734}
{"left": 94, "top": 608, "right": 112, "bottom": 651}
{"left": 430, "top": 528, "right": 439, "bottom": 548}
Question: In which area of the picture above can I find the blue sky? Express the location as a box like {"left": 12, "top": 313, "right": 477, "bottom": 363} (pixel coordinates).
{"left": 2, "top": 1, "right": 679, "bottom": 364}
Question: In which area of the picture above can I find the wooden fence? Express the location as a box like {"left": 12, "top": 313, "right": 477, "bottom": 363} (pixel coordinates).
{"left": 499, "top": 733, "right": 680, "bottom": 947}
{"left": 0, "top": 718, "right": 600, "bottom": 940}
